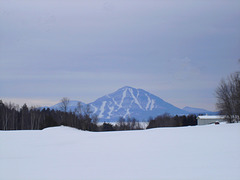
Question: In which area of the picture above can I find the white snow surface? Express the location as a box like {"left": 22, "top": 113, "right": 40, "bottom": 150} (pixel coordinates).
{"left": 128, "top": 88, "right": 143, "bottom": 110}
{"left": 124, "top": 108, "right": 130, "bottom": 119}
{"left": 198, "top": 115, "right": 226, "bottom": 119}
{"left": 150, "top": 99, "right": 155, "bottom": 110}
{"left": 145, "top": 93, "right": 151, "bottom": 110}
{"left": 118, "top": 88, "right": 127, "bottom": 110}
{"left": 112, "top": 97, "right": 119, "bottom": 108}
{"left": 1, "top": 124, "right": 240, "bottom": 180}
{"left": 90, "top": 104, "right": 98, "bottom": 114}
{"left": 107, "top": 105, "right": 114, "bottom": 119}
{"left": 98, "top": 101, "right": 106, "bottom": 118}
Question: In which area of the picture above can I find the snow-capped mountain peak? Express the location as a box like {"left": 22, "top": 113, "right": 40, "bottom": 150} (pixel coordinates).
{"left": 47, "top": 86, "right": 215, "bottom": 121}
{"left": 88, "top": 86, "right": 187, "bottom": 121}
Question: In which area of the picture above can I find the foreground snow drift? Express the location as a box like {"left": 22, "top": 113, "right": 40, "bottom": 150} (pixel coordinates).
{"left": 0, "top": 124, "right": 240, "bottom": 180}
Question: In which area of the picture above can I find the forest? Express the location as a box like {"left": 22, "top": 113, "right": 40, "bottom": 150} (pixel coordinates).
{"left": 0, "top": 99, "right": 197, "bottom": 131}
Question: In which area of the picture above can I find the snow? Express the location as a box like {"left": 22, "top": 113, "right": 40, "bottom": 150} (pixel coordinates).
{"left": 150, "top": 99, "right": 155, "bottom": 110}
{"left": 112, "top": 97, "right": 119, "bottom": 109}
{"left": 1, "top": 124, "right": 240, "bottom": 180}
{"left": 81, "top": 86, "right": 188, "bottom": 121}
{"left": 117, "top": 88, "right": 127, "bottom": 110}
{"left": 123, "top": 108, "right": 130, "bottom": 118}
{"left": 90, "top": 104, "right": 98, "bottom": 114}
{"left": 145, "top": 93, "right": 151, "bottom": 110}
{"left": 198, "top": 115, "right": 226, "bottom": 120}
{"left": 129, "top": 88, "right": 144, "bottom": 110}
{"left": 107, "top": 105, "right": 114, "bottom": 119}
{"left": 112, "top": 88, "right": 127, "bottom": 111}
{"left": 98, "top": 101, "right": 106, "bottom": 118}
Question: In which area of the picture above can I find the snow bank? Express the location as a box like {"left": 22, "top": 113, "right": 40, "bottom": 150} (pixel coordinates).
{"left": 1, "top": 124, "right": 240, "bottom": 180}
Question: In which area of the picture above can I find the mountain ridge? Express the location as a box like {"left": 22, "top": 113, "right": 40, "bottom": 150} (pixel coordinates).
{"left": 46, "top": 86, "right": 215, "bottom": 121}
{"left": 182, "top": 106, "right": 217, "bottom": 115}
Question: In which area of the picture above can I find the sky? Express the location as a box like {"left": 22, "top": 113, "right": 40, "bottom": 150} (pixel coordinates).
{"left": 0, "top": 0, "right": 240, "bottom": 111}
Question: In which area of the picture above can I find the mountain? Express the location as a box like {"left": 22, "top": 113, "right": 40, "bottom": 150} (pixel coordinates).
{"left": 182, "top": 106, "right": 218, "bottom": 115}
{"left": 46, "top": 86, "right": 218, "bottom": 121}
{"left": 88, "top": 86, "right": 187, "bottom": 121}
{"left": 49, "top": 100, "right": 86, "bottom": 112}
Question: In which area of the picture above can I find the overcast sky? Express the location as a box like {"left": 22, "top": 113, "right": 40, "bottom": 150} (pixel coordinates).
{"left": 0, "top": 0, "right": 240, "bottom": 111}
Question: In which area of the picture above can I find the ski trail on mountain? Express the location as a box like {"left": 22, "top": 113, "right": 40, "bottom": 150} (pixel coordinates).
{"left": 145, "top": 93, "right": 151, "bottom": 110}
{"left": 118, "top": 88, "right": 127, "bottom": 110}
{"left": 150, "top": 99, "right": 155, "bottom": 110}
{"left": 91, "top": 104, "right": 98, "bottom": 114}
{"left": 129, "top": 88, "right": 144, "bottom": 110}
{"left": 99, "top": 101, "right": 106, "bottom": 118}
{"left": 107, "top": 105, "right": 114, "bottom": 119}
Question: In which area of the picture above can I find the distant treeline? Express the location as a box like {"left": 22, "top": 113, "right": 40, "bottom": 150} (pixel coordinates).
{"left": 147, "top": 113, "right": 197, "bottom": 129}
{"left": 0, "top": 100, "right": 142, "bottom": 131}
{"left": 0, "top": 99, "right": 196, "bottom": 131}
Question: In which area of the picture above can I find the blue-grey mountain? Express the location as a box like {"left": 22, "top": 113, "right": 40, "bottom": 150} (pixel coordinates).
{"left": 88, "top": 86, "right": 187, "bottom": 121}
{"left": 182, "top": 106, "right": 217, "bottom": 115}
{"left": 46, "top": 86, "right": 215, "bottom": 121}
{"left": 49, "top": 101, "right": 86, "bottom": 112}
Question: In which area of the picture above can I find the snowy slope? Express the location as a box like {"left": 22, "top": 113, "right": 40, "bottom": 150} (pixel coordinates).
{"left": 89, "top": 86, "right": 187, "bottom": 121}
{"left": 45, "top": 87, "right": 220, "bottom": 121}
{"left": 1, "top": 123, "right": 240, "bottom": 180}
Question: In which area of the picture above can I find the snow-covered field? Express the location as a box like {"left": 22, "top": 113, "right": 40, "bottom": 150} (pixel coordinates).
{"left": 1, "top": 124, "right": 240, "bottom": 180}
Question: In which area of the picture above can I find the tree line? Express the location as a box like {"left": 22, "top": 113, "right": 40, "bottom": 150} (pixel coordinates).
{"left": 0, "top": 100, "right": 94, "bottom": 131}
{"left": 100, "top": 117, "right": 143, "bottom": 131}
{"left": 2, "top": 62, "right": 240, "bottom": 132}
{"left": 147, "top": 113, "right": 197, "bottom": 129}
{"left": 0, "top": 98, "right": 143, "bottom": 131}
{"left": 0, "top": 97, "right": 197, "bottom": 131}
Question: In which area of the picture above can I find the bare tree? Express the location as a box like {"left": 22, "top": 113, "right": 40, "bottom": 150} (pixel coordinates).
{"left": 117, "top": 117, "right": 126, "bottom": 130}
{"left": 60, "top": 97, "right": 70, "bottom": 112}
{"left": 74, "top": 102, "right": 82, "bottom": 115}
{"left": 91, "top": 114, "right": 99, "bottom": 125}
{"left": 83, "top": 104, "right": 92, "bottom": 116}
{"left": 216, "top": 72, "right": 240, "bottom": 123}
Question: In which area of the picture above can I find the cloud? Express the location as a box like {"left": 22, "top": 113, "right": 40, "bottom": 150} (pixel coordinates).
{"left": 0, "top": 0, "right": 239, "bottom": 111}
